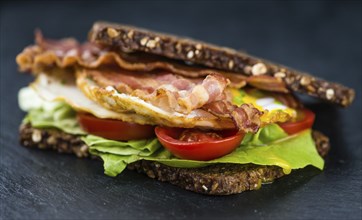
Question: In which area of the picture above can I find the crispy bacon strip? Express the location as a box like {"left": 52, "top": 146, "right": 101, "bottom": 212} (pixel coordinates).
{"left": 16, "top": 31, "right": 246, "bottom": 88}
{"left": 203, "top": 101, "right": 262, "bottom": 133}
{"left": 177, "top": 74, "right": 230, "bottom": 113}
{"left": 17, "top": 32, "right": 290, "bottom": 92}
{"left": 246, "top": 75, "right": 289, "bottom": 93}
{"left": 230, "top": 104, "right": 262, "bottom": 133}
{"left": 83, "top": 69, "right": 230, "bottom": 114}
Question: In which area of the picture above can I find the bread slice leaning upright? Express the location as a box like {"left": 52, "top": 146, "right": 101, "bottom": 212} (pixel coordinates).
{"left": 89, "top": 21, "right": 355, "bottom": 107}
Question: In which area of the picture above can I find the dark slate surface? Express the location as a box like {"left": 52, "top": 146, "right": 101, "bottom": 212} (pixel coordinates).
{"left": 1, "top": 1, "right": 361, "bottom": 219}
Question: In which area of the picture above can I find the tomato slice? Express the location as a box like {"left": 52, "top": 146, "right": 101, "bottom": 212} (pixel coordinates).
{"left": 279, "top": 108, "right": 315, "bottom": 135}
{"left": 155, "top": 127, "right": 245, "bottom": 161}
{"left": 77, "top": 113, "right": 155, "bottom": 141}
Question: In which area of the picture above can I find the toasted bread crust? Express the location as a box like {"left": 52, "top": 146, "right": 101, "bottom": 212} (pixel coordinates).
{"left": 19, "top": 123, "right": 330, "bottom": 195}
{"left": 127, "top": 161, "right": 284, "bottom": 195}
{"left": 89, "top": 21, "right": 354, "bottom": 107}
{"left": 19, "top": 124, "right": 90, "bottom": 158}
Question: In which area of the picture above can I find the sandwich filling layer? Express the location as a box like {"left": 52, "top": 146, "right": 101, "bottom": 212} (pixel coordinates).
{"left": 19, "top": 86, "right": 324, "bottom": 176}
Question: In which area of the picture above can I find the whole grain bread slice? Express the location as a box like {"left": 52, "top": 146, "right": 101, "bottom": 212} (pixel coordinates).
{"left": 19, "top": 123, "right": 330, "bottom": 195}
{"left": 88, "top": 21, "right": 355, "bottom": 107}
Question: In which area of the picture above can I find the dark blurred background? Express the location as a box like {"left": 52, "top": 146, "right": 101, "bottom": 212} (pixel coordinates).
{"left": 1, "top": 1, "right": 361, "bottom": 219}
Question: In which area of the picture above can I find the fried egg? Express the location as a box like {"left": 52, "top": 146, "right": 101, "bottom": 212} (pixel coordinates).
{"left": 76, "top": 70, "right": 236, "bottom": 129}
{"left": 230, "top": 88, "right": 297, "bottom": 124}
{"left": 32, "top": 73, "right": 235, "bottom": 130}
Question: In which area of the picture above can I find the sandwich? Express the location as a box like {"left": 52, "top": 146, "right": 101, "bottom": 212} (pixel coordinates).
{"left": 16, "top": 21, "right": 355, "bottom": 195}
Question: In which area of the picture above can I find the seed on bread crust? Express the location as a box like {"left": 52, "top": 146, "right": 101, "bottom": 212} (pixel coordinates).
{"left": 140, "top": 37, "right": 149, "bottom": 46}
{"left": 146, "top": 39, "right": 157, "bottom": 48}
{"left": 31, "top": 129, "right": 42, "bottom": 143}
{"left": 251, "top": 63, "right": 267, "bottom": 75}
{"left": 243, "top": 65, "right": 252, "bottom": 75}
{"left": 300, "top": 76, "right": 311, "bottom": 86}
{"left": 228, "top": 60, "right": 234, "bottom": 69}
{"left": 274, "top": 72, "right": 286, "bottom": 78}
{"left": 187, "top": 50, "right": 194, "bottom": 59}
{"left": 326, "top": 89, "right": 335, "bottom": 100}
{"left": 106, "top": 28, "right": 119, "bottom": 38}
{"left": 127, "top": 30, "right": 134, "bottom": 39}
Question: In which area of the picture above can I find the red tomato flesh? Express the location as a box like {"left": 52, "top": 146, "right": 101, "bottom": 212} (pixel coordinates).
{"left": 155, "top": 127, "right": 245, "bottom": 161}
{"left": 179, "top": 129, "right": 223, "bottom": 142}
{"left": 279, "top": 108, "right": 315, "bottom": 135}
{"left": 77, "top": 113, "right": 155, "bottom": 141}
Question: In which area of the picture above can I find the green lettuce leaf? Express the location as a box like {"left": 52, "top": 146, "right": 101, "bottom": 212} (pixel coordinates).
{"left": 19, "top": 87, "right": 85, "bottom": 135}
{"left": 84, "top": 125, "right": 324, "bottom": 177}
{"left": 241, "top": 123, "right": 288, "bottom": 145}
{"left": 82, "top": 136, "right": 162, "bottom": 175}
{"left": 98, "top": 154, "right": 139, "bottom": 177}
{"left": 23, "top": 102, "right": 85, "bottom": 135}
{"left": 84, "top": 135, "right": 161, "bottom": 156}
